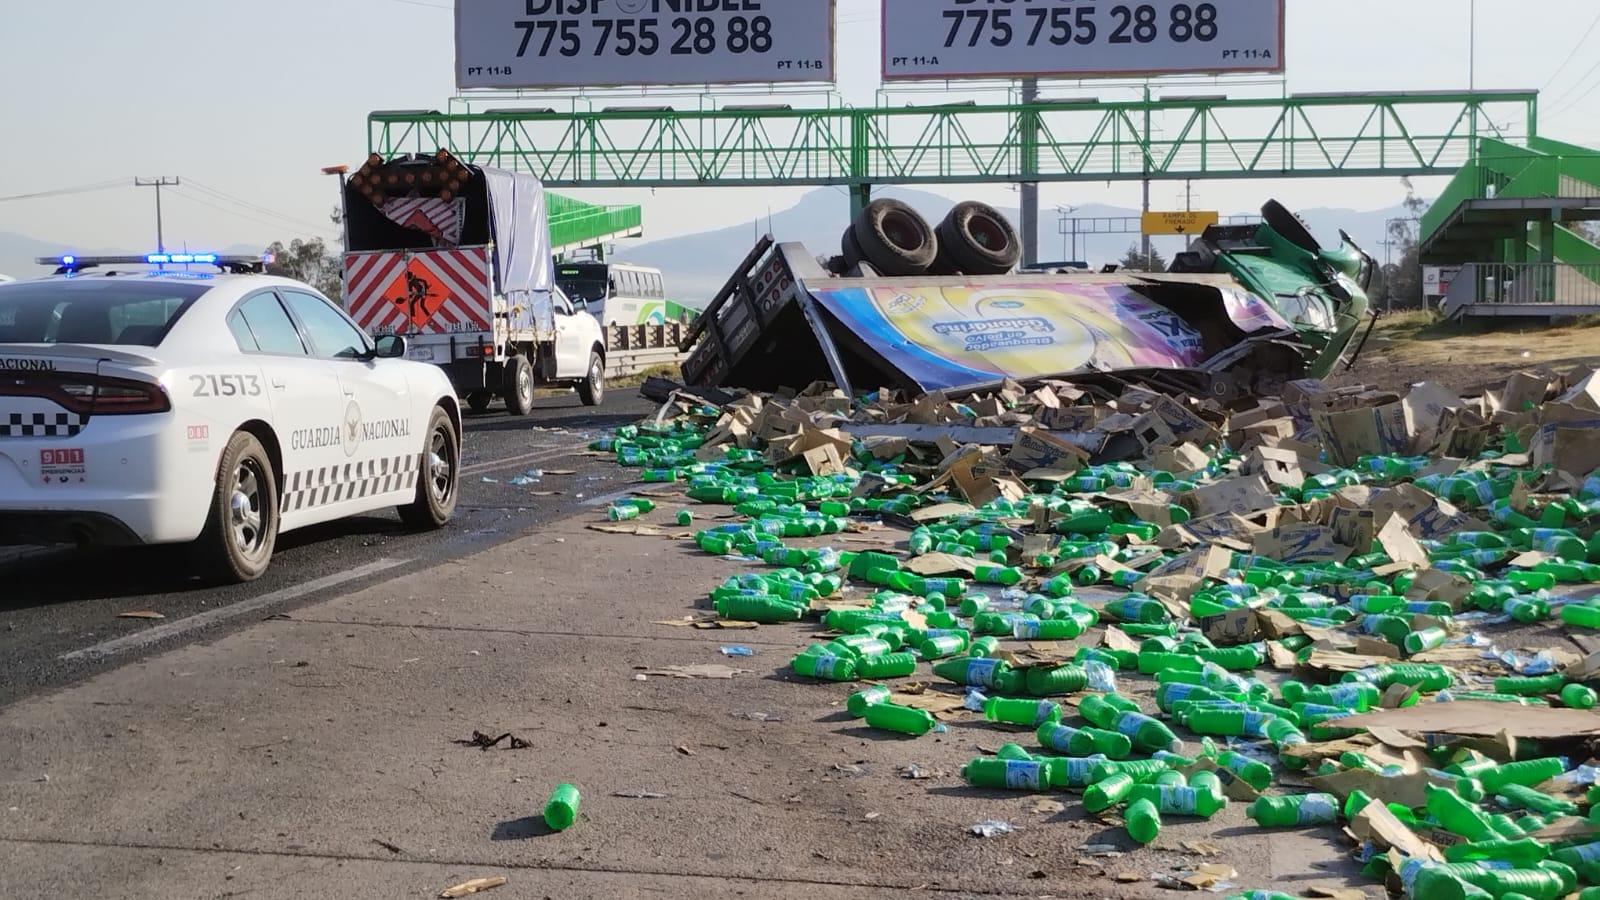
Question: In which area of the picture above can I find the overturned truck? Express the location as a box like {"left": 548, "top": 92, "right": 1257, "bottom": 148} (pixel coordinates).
{"left": 680, "top": 200, "right": 1373, "bottom": 401}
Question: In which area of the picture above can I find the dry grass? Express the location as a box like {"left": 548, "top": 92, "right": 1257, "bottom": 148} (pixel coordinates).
{"left": 1339, "top": 309, "right": 1600, "bottom": 391}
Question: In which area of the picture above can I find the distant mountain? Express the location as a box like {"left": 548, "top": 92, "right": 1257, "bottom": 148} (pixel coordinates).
{"left": 611, "top": 188, "right": 1414, "bottom": 302}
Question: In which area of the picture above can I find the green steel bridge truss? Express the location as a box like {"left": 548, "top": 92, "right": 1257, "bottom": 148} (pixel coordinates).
{"left": 370, "top": 90, "right": 1536, "bottom": 209}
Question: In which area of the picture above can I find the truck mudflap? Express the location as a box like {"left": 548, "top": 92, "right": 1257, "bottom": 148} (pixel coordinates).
{"left": 681, "top": 240, "right": 1311, "bottom": 398}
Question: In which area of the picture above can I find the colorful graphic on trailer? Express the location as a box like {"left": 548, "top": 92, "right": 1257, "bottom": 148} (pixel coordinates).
{"left": 807, "top": 281, "right": 1211, "bottom": 392}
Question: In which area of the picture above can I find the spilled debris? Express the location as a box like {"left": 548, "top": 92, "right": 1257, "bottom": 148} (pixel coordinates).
{"left": 593, "top": 362, "right": 1600, "bottom": 900}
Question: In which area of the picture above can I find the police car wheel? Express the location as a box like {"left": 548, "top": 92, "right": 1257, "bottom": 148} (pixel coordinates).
{"left": 196, "top": 431, "right": 278, "bottom": 583}
{"left": 577, "top": 352, "right": 605, "bottom": 407}
{"left": 399, "top": 406, "right": 459, "bottom": 530}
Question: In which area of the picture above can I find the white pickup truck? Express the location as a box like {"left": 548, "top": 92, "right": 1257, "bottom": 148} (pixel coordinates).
{"left": 340, "top": 154, "right": 607, "bottom": 415}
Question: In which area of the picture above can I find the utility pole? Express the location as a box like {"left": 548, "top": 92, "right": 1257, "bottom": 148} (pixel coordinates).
{"left": 1020, "top": 78, "right": 1040, "bottom": 267}
{"left": 134, "top": 177, "right": 180, "bottom": 252}
{"left": 1141, "top": 83, "right": 1153, "bottom": 271}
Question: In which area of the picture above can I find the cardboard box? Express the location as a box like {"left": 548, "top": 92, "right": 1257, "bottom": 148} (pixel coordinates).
{"left": 1310, "top": 390, "right": 1410, "bottom": 466}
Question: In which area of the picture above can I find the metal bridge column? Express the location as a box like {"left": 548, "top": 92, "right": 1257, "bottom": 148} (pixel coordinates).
{"left": 1020, "top": 79, "right": 1040, "bottom": 267}
{"left": 849, "top": 109, "right": 871, "bottom": 220}
{"left": 849, "top": 183, "right": 873, "bottom": 219}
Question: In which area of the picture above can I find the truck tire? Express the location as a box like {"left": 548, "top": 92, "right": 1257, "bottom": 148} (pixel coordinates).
{"left": 194, "top": 431, "right": 278, "bottom": 584}
{"left": 466, "top": 391, "right": 493, "bottom": 414}
{"left": 576, "top": 350, "right": 606, "bottom": 407}
{"left": 399, "top": 406, "right": 460, "bottom": 530}
{"left": 841, "top": 225, "right": 866, "bottom": 268}
{"left": 503, "top": 353, "right": 535, "bottom": 417}
{"left": 1262, "top": 199, "right": 1321, "bottom": 253}
{"left": 936, "top": 202, "right": 1021, "bottom": 275}
{"left": 852, "top": 199, "right": 937, "bottom": 275}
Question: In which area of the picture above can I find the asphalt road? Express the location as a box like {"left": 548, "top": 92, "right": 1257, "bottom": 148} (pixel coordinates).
{"left": 0, "top": 388, "right": 658, "bottom": 708}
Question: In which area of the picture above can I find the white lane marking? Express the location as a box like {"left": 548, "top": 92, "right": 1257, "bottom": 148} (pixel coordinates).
{"left": 582, "top": 486, "right": 636, "bottom": 508}
{"left": 59, "top": 558, "right": 411, "bottom": 662}
{"left": 460, "top": 441, "right": 591, "bottom": 477}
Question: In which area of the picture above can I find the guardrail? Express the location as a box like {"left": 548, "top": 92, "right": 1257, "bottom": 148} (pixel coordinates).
{"left": 1442, "top": 262, "right": 1600, "bottom": 317}
{"left": 605, "top": 323, "right": 689, "bottom": 379}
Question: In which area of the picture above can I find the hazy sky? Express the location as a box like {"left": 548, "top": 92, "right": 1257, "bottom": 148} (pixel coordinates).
{"left": 2, "top": 0, "right": 1598, "bottom": 256}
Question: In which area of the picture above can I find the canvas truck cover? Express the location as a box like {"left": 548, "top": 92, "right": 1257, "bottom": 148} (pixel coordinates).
{"left": 480, "top": 167, "right": 555, "bottom": 337}
{"left": 342, "top": 164, "right": 555, "bottom": 338}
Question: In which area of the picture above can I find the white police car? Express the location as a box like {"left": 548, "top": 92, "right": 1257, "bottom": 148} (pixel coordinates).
{"left": 0, "top": 254, "right": 462, "bottom": 582}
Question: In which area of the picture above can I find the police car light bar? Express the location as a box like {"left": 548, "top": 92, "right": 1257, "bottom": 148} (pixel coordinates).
{"left": 36, "top": 253, "right": 271, "bottom": 274}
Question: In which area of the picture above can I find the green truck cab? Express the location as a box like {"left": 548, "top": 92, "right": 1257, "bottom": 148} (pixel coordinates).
{"left": 1172, "top": 200, "right": 1375, "bottom": 378}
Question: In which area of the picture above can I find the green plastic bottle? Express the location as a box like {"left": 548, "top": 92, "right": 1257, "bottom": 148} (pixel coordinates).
{"left": 863, "top": 702, "right": 936, "bottom": 736}
{"left": 847, "top": 685, "right": 892, "bottom": 717}
{"left": 1496, "top": 783, "right": 1577, "bottom": 816}
{"left": 1217, "top": 750, "right": 1274, "bottom": 791}
{"left": 920, "top": 634, "right": 967, "bottom": 660}
{"left": 932, "top": 656, "right": 1022, "bottom": 693}
{"left": 1445, "top": 838, "right": 1551, "bottom": 866}
{"left": 1479, "top": 758, "right": 1568, "bottom": 793}
{"left": 1246, "top": 793, "right": 1339, "bottom": 827}
{"left": 716, "top": 593, "right": 804, "bottom": 623}
{"left": 791, "top": 646, "right": 858, "bottom": 681}
{"left": 1083, "top": 772, "right": 1135, "bottom": 812}
{"left": 543, "top": 783, "right": 581, "bottom": 831}
{"left": 1024, "top": 664, "right": 1089, "bottom": 696}
{"left": 1425, "top": 784, "right": 1498, "bottom": 841}
{"left": 1495, "top": 674, "right": 1566, "bottom": 696}
{"left": 856, "top": 653, "right": 917, "bottom": 679}
{"left": 1128, "top": 781, "right": 1226, "bottom": 818}
{"left": 1563, "top": 683, "right": 1598, "bottom": 709}
{"left": 962, "top": 757, "right": 1056, "bottom": 790}
{"left": 984, "top": 697, "right": 1062, "bottom": 727}
{"left": 1062, "top": 724, "right": 1134, "bottom": 758}
{"left": 1125, "top": 797, "right": 1161, "bottom": 844}
{"left": 1562, "top": 604, "right": 1600, "bottom": 629}
{"left": 969, "top": 636, "right": 1001, "bottom": 657}
{"left": 1403, "top": 626, "right": 1450, "bottom": 655}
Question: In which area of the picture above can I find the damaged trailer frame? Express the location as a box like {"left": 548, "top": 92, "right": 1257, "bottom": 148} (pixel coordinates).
{"left": 678, "top": 202, "right": 1373, "bottom": 402}
{"left": 682, "top": 256, "right": 1331, "bottom": 405}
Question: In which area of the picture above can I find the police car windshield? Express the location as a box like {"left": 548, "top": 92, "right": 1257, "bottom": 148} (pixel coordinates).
{"left": 0, "top": 280, "right": 207, "bottom": 347}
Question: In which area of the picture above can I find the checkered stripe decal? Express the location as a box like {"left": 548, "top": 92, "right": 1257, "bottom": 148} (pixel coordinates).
{"left": 281, "top": 453, "right": 422, "bottom": 513}
{"left": 0, "top": 413, "right": 87, "bottom": 438}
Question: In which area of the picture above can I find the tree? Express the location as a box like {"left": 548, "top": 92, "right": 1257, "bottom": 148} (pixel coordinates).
{"left": 1377, "top": 177, "right": 1429, "bottom": 311}
{"left": 1117, "top": 243, "right": 1168, "bottom": 273}
{"left": 265, "top": 237, "right": 342, "bottom": 301}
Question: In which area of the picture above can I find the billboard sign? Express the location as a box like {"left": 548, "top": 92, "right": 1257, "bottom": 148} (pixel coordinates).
{"left": 882, "top": 0, "right": 1284, "bottom": 81}
{"left": 456, "top": 0, "right": 836, "bottom": 90}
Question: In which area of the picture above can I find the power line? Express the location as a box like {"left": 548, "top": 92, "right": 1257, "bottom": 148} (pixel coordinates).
{"left": 168, "top": 188, "right": 340, "bottom": 241}
{"left": 1542, "top": 6, "right": 1600, "bottom": 91}
{"left": 184, "top": 179, "right": 334, "bottom": 232}
{"left": 1545, "top": 53, "right": 1600, "bottom": 115}
{"left": 0, "top": 179, "right": 127, "bottom": 204}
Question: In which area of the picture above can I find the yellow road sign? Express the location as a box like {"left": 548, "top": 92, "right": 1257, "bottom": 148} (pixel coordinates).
{"left": 1141, "top": 211, "right": 1220, "bottom": 236}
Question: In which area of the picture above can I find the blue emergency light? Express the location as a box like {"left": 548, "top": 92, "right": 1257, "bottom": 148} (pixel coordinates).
{"left": 39, "top": 252, "right": 266, "bottom": 274}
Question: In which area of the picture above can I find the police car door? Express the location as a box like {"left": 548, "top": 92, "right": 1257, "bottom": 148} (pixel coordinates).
{"left": 226, "top": 290, "right": 345, "bottom": 528}
{"left": 278, "top": 289, "right": 415, "bottom": 515}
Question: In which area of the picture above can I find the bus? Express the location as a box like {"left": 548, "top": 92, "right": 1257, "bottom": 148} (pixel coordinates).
{"left": 554, "top": 262, "right": 697, "bottom": 327}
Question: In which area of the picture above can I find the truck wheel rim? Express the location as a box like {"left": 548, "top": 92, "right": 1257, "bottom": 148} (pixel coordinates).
{"left": 427, "top": 426, "right": 455, "bottom": 504}
{"left": 590, "top": 359, "right": 603, "bottom": 393}
{"left": 518, "top": 365, "right": 532, "bottom": 402}
{"left": 229, "top": 459, "right": 268, "bottom": 558}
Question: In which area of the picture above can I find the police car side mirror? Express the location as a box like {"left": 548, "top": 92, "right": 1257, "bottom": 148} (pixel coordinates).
{"left": 374, "top": 334, "right": 407, "bottom": 359}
